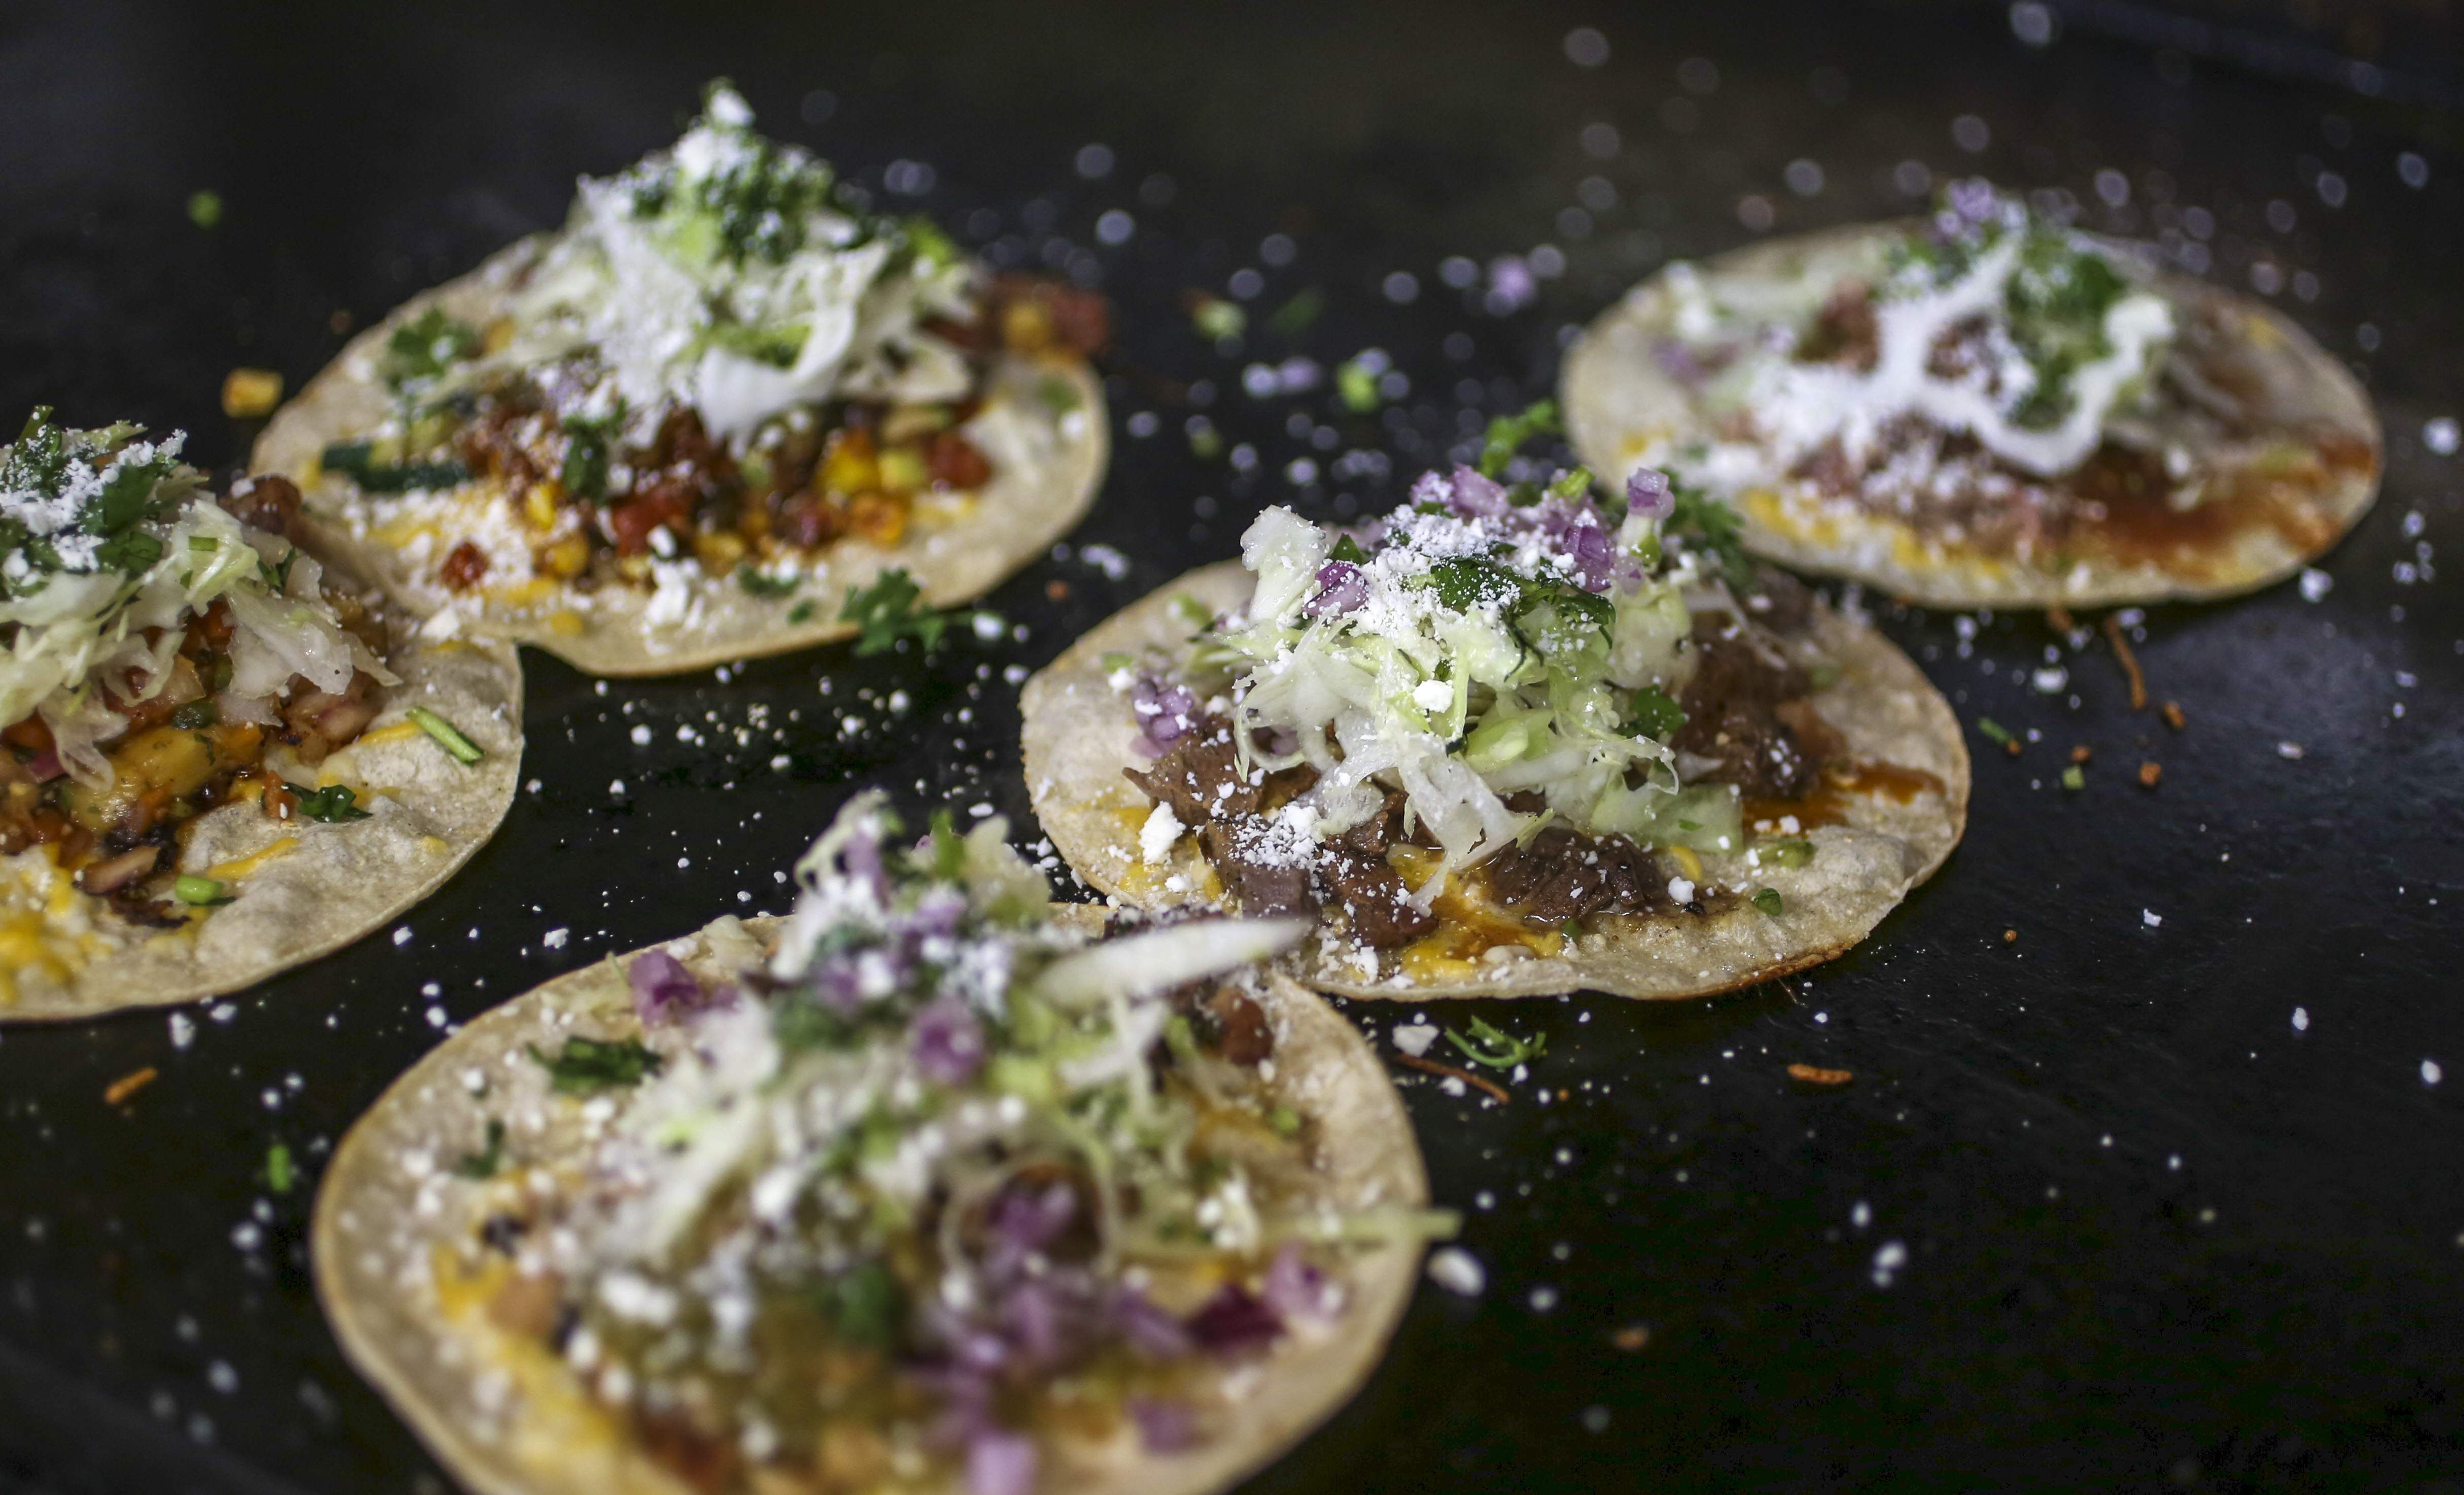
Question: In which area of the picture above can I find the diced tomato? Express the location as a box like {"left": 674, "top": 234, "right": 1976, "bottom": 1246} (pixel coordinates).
{"left": 440, "top": 541, "right": 491, "bottom": 590}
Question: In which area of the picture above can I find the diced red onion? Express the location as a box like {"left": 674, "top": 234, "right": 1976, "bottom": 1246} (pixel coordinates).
{"left": 24, "top": 746, "right": 61, "bottom": 782}
{"left": 966, "top": 1430, "right": 1037, "bottom": 1495}
{"left": 1129, "top": 1398, "right": 1198, "bottom": 1453}
{"left": 1302, "top": 561, "right": 1366, "bottom": 619}
{"left": 1262, "top": 1243, "right": 1343, "bottom": 1321}
{"left": 1184, "top": 1283, "right": 1282, "bottom": 1353}
{"left": 1448, "top": 465, "right": 1510, "bottom": 518}
{"left": 1562, "top": 521, "right": 1616, "bottom": 593}
{"left": 1112, "top": 1285, "right": 1194, "bottom": 1360}
{"left": 628, "top": 950, "right": 709, "bottom": 1025}
{"left": 988, "top": 1179, "right": 1077, "bottom": 1260}
{"left": 910, "top": 997, "right": 986, "bottom": 1084}
{"left": 1626, "top": 468, "right": 1675, "bottom": 521}
{"left": 1651, "top": 338, "right": 1707, "bottom": 385}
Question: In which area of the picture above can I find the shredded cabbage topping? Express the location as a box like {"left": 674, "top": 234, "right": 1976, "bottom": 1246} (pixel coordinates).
{"left": 0, "top": 412, "right": 383, "bottom": 786}
{"left": 1164, "top": 460, "right": 1749, "bottom": 905}
{"left": 418, "top": 82, "right": 975, "bottom": 448}
{"left": 490, "top": 796, "right": 1447, "bottom": 1493}
{"left": 1667, "top": 180, "right": 2174, "bottom": 481}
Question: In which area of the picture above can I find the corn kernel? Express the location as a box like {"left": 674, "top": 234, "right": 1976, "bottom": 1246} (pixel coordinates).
{"left": 882, "top": 404, "right": 952, "bottom": 443}
{"left": 221, "top": 368, "right": 284, "bottom": 420}
{"left": 1002, "top": 301, "right": 1053, "bottom": 354}
{"left": 521, "top": 481, "right": 562, "bottom": 531}
{"left": 848, "top": 492, "right": 908, "bottom": 547}
{"left": 693, "top": 530, "right": 747, "bottom": 571}
{"left": 481, "top": 316, "right": 515, "bottom": 354}
{"left": 616, "top": 554, "right": 652, "bottom": 583}
{"left": 876, "top": 447, "right": 929, "bottom": 495}
{"left": 541, "top": 537, "right": 590, "bottom": 578}
{"left": 820, "top": 430, "right": 879, "bottom": 495}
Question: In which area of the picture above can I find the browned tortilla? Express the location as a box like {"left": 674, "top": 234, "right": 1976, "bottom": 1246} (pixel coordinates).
{"left": 313, "top": 910, "right": 1433, "bottom": 1495}
{"left": 1022, "top": 562, "right": 1968, "bottom": 1001}
{"left": 1563, "top": 222, "right": 2380, "bottom": 608}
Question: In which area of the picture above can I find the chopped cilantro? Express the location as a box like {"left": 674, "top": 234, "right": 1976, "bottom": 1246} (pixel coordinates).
{"left": 528, "top": 1036, "right": 663, "bottom": 1094}
{"left": 1328, "top": 533, "right": 1368, "bottom": 565}
{"left": 1751, "top": 887, "right": 1785, "bottom": 917}
{"left": 263, "top": 1142, "right": 295, "bottom": 1195}
{"left": 737, "top": 565, "right": 800, "bottom": 599}
{"left": 379, "top": 307, "right": 480, "bottom": 392}
{"left": 1666, "top": 480, "right": 1754, "bottom": 587}
{"left": 841, "top": 568, "right": 955, "bottom": 655}
{"left": 1444, "top": 1015, "right": 1547, "bottom": 1070}
{"left": 169, "top": 700, "right": 219, "bottom": 731}
{"left": 786, "top": 600, "right": 817, "bottom": 624}
{"left": 559, "top": 420, "right": 613, "bottom": 503}
{"left": 452, "top": 1119, "right": 508, "bottom": 1180}
{"left": 1476, "top": 400, "right": 1560, "bottom": 477}
{"left": 255, "top": 546, "right": 297, "bottom": 593}
{"left": 1268, "top": 1104, "right": 1303, "bottom": 1137}
{"left": 1624, "top": 685, "right": 1687, "bottom": 740}
{"left": 320, "top": 440, "right": 471, "bottom": 494}
{"left": 1267, "top": 287, "right": 1323, "bottom": 339}
{"left": 817, "top": 1261, "right": 907, "bottom": 1350}
{"left": 1036, "top": 375, "right": 1080, "bottom": 415}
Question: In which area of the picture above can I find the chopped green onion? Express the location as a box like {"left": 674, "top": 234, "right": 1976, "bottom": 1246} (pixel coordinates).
{"left": 1443, "top": 1015, "right": 1546, "bottom": 1070}
{"left": 1762, "top": 839, "right": 1815, "bottom": 868}
{"left": 1267, "top": 288, "right": 1323, "bottom": 339}
{"left": 527, "top": 1036, "right": 662, "bottom": 1093}
{"left": 1336, "top": 356, "right": 1381, "bottom": 413}
{"left": 407, "top": 707, "right": 484, "bottom": 765}
{"left": 1751, "top": 887, "right": 1784, "bottom": 917}
{"left": 1807, "top": 662, "right": 1843, "bottom": 690}
{"left": 1187, "top": 423, "right": 1223, "bottom": 460}
{"left": 451, "top": 1119, "right": 507, "bottom": 1180}
{"left": 187, "top": 535, "right": 220, "bottom": 553}
{"left": 281, "top": 781, "right": 370, "bottom": 823}
{"left": 2061, "top": 764, "right": 2085, "bottom": 791}
{"left": 1977, "top": 717, "right": 2014, "bottom": 746}
{"left": 174, "top": 874, "right": 231, "bottom": 906}
{"left": 263, "top": 1142, "right": 295, "bottom": 1194}
{"left": 1190, "top": 296, "right": 1245, "bottom": 341}
{"left": 1037, "top": 375, "right": 1080, "bottom": 414}
{"left": 186, "top": 190, "right": 224, "bottom": 230}
{"left": 1268, "top": 1104, "right": 1303, "bottom": 1137}
{"left": 736, "top": 565, "right": 800, "bottom": 598}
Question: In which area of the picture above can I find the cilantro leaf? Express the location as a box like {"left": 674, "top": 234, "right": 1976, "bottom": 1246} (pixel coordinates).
{"left": 527, "top": 1036, "right": 663, "bottom": 1094}
{"left": 840, "top": 568, "right": 954, "bottom": 656}
{"left": 1476, "top": 399, "right": 1560, "bottom": 477}
{"left": 452, "top": 1119, "right": 508, "bottom": 1180}
{"left": 1666, "top": 479, "right": 1754, "bottom": 587}
{"left": 281, "top": 782, "right": 370, "bottom": 823}
{"left": 1624, "top": 685, "right": 1687, "bottom": 741}
{"left": 380, "top": 307, "right": 480, "bottom": 392}
{"left": 737, "top": 565, "right": 801, "bottom": 599}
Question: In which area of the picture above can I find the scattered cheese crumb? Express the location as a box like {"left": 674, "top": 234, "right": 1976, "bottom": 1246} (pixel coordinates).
{"left": 1138, "top": 804, "right": 1183, "bottom": 865}
{"left": 1391, "top": 1023, "right": 1438, "bottom": 1057}
{"left": 1427, "top": 1246, "right": 1486, "bottom": 1296}
{"left": 2142, "top": 909, "right": 2163, "bottom": 928}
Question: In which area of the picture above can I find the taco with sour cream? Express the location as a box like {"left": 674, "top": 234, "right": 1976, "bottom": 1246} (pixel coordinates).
{"left": 257, "top": 83, "right": 1107, "bottom": 676}
{"left": 314, "top": 794, "right": 1441, "bottom": 1495}
{"left": 0, "top": 411, "right": 520, "bottom": 1020}
{"left": 1022, "top": 426, "right": 1966, "bottom": 1000}
{"left": 1563, "top": 180, "right": 2379, "bottom": 608}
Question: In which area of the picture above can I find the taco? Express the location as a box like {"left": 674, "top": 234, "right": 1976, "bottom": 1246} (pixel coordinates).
{"left": 1563, "top": 180, "right": 2380, "bottom": 608}
{"left": 0, "top": 412, "right": 520, "bottom": 1021}
{"left": 1022, "top": 439, "right": 1967, "bottom": 1000}
{"left": 256, "top": 84, "right": 1108, "bottom": 676}
{"left": 314, "top": 794, "right": 1443, "bottom": 1495}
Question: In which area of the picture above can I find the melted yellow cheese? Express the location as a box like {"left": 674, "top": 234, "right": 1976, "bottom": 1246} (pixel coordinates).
{"left": 207, "top": 836, "right": 299, "bottom": 884}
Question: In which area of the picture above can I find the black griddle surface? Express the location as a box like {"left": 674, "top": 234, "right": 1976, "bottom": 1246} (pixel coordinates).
{"left": 3, "top": 3, "right": 2461, "bottom": 1491}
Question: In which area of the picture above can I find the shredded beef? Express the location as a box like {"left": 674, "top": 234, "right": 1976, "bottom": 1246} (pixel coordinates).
{"left": 1199, "top": 819, "right": 1311, "bottom": 918}
{"left": 1123, "top": 715, "right": 1258, "bottom": 826}
{"left": 1673, "top": 612, "right": 1825, "bottom": 799}
{"left": 1484, "top": 828, "right": 1664, "bottom": 923}
{"left": 1320, "top": 847, "right": 1435, "bottom": 946}
{"left": 1204, "top": 984, "right": 1275, "bottom": 1064}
